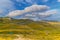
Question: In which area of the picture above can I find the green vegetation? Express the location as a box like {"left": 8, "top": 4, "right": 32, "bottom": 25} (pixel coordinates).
{"left": 0, "top": 17, "right": 60, "bottom": 40}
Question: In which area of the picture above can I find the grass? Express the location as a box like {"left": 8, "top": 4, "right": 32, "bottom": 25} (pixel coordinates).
{"left": 0, "top": 18, "right": 60, "bottom": 40}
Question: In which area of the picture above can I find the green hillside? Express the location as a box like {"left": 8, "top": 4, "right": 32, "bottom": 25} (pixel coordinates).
{"left": 0, "top": 17, "right": 60, "bottom": 40}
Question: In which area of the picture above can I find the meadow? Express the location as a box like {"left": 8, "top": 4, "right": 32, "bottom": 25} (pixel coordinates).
{"left": 0, "top": 17, "right": 60, "bottom": 40}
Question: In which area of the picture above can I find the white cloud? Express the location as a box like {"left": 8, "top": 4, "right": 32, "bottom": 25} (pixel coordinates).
{"left": 7, "top": 4, "right": 58, "bottom": 20}
{"left": 0, "top": 0, "right": 16, "bottom": 16}
{"left": 25, "top": 5, "right": 49, "bottom": 12}
{"left": 57, "top": 0, "right": 60, "bottom": 2}
{"left": 24, "top": 9, "right": 57, "bottom": 18}
{"left": 39, "top": 10, "right": 57, "bottom": 18}
{"left": 7, "top": 10, "right": 24, "bottom": 17}
{"left": 7, "top": 5, "right": 49, "bottom": 17}
{"left": 0, "top": 0, "right": 49, "bottom": 17}
{"left": 38, "top": 10, "right": 57, "bottom": 16}
{"left": 0, "top": 10, "right": 4, "bottom": 14}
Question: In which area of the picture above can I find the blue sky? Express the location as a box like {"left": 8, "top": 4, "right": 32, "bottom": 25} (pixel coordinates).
{"left": 0, "top": 0, "right": 60, "bottom": 21}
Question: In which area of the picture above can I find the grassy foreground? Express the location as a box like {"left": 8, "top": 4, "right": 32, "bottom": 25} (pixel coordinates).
{"left": 0, "top": 18, "right": 60, "bottom": 40}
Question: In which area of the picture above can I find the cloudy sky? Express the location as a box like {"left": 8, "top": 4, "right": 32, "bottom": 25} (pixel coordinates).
{"left": 0, "top": 0, "right": 60, "bottom": 21}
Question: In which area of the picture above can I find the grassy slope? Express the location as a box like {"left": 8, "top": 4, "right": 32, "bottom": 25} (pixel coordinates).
{"left": 0, "top": 18, "right": 60, "bottom": 40}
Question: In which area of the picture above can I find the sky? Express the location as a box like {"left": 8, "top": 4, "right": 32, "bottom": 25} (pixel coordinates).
{"left": 0, "top": 0, "right": 60, "bottom": 21}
